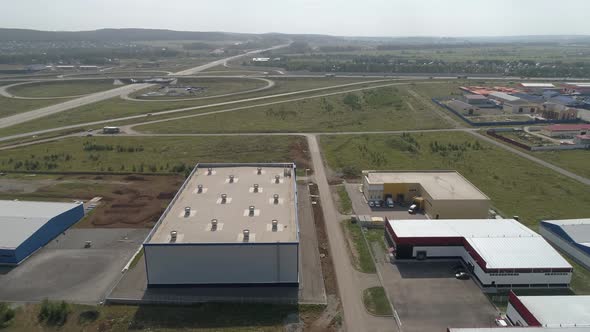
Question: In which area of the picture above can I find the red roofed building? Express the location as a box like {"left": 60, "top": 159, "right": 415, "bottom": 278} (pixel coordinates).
{"left": 541, "top": 124, "right": 590, "bottom": 138}
{"left": 574, "top": 134, "right": 590, "bottom": 145}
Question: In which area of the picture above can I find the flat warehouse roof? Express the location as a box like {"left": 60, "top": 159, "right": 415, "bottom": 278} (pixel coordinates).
{"left": 389, "top": 219, "right": 572, "bottom": 270}
{"left": 0, "top": 200, "right": 82, "bottom": 249}
{"left": 489, "top": 91, "right": 521, "bottom": 102}
{"left": 364, "top": 171, "right": 489, "bottom": 200}
{"left": 520, "top": 83, "right": 556, "bottom": 88}
{"left": 147, "top": 163, "right": 298, "bottom": 244}
{"left": 516, "top": 294, "right": 590, "bottom": 327}
{"left": 542, "top": 218, "right": 590, "bottom": 245}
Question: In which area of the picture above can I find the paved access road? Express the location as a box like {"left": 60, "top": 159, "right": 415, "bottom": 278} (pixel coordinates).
{"left": 0, "top": 43, "right": 291, "bottom": 130}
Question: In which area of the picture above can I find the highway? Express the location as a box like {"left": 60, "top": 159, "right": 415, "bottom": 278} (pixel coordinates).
{"left": 0, "top": 43, "right": 290, "bottom": 130}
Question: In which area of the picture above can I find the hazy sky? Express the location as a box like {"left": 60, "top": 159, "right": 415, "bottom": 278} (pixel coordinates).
{"left": 2, "top": 0, "right": 589, "bottom": 37}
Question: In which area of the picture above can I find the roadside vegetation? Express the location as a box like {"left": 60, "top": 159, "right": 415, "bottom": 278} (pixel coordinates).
{"left": 0, "top": 303, "right": 15, "bottom": 328}
{"left": 362, "top": 287, "right": 393, "bottom": 316}
{"left": 335, "top": 185, "right": 352, "bottom": 214}
{"left": 137, "top": 84, "right": 452, "bottom": 133}
{"left": 532, "top": 150, "right": 590, "bottom": 180}
{"left": 342, "top": 219, "right": 376, "bottom": 273}
{"left": 0, "top": 95, "right": 69, "bottom": 118}
{"left": 0, "top": 136, "right": 309, "bottom": 175}
{"left": 7, "top": 80, "right": 117, "bottom": 98}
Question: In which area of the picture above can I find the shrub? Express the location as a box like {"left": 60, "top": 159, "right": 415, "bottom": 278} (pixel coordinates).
{"left": 0, "top": 303, "right": 15, "bottom": 328}
{"left": 38, "top": 299, "right": 70, "bottom": 326}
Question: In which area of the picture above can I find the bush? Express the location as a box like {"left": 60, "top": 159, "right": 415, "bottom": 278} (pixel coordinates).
{"left": 38, "top": 299, "right": 70, "bottom": 326}
{"left": 0, "top": 303, "right": 15, "bottom": 328}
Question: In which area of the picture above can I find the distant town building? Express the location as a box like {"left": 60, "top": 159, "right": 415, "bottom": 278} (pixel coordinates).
{"left": 541, "top": 103, "right": 579, "bottom": 120}
{"left": 562, "top": 82, "right": 590, "bottom": 95}
{"left": 518, "top": 83, "right": 559, "bottom": 95}
{"left": 464, "top": 94, "right": 494, "bottom": 108}
{"left": 574, "top": 134, "right": 590, "bottom": 145}
{"left": 541, "top": 124, "right": 590, "bottom": 138}
{"left": 448, "top": 100, "right": 481, "bottom": 115}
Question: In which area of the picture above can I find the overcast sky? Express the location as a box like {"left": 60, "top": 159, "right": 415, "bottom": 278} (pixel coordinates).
{"left": 2, "top": 0, "right": 589, "bottom": 37}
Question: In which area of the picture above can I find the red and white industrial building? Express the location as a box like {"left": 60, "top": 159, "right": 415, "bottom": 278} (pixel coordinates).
{"left": 506, "top": 292, "right": 590, "bottom": 328}
{"left": 541, "top": 124, "right": 590, "bottom": 138}
{"left": 386, "top": 218, "right": 572, "bottom": 290}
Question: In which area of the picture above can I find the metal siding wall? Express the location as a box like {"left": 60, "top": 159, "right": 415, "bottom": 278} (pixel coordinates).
{"left": 429, "top": 199, "right": 490, "bottom": 219}
{"left": 540, "top": 226, "right": 590, "bottom": 271}
{"left": 0, "top": 248, "right": 17, "bottom": 264}
{"left": 145, "top": 243, "right": 298, "bottom": 285}
{"left": 14, "top": 204, "right": 84, "bottom": 264}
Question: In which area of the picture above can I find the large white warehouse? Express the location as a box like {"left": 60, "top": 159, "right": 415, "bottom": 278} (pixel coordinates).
{"left": 143, "top": 163, "right": 299, "bottom": 286}
{"left": 386, "top": 218, "right": 572, "bottom": 290}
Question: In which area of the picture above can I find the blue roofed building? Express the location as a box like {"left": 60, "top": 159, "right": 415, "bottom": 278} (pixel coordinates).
{"left": 540, "top": 219, "right": 590, "bottom": 271}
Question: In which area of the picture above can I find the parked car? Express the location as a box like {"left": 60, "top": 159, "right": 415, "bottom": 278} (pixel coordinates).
{"left": 452, "top": 264, "right": 465, "bottom": 274}
{"left": 408, "top": 204, "right": 417, "bottom": 214}
{"left": 455, "top": 272, "right": 470, "bottom": 280}
{"left": 375, "top": 201, "right": 381, "bottom": 208}
{"left": 369, "top": 201, "right": 375, "bottom": 207}
{"left": 495, "top": 318, "right": 509, "bottom": 327}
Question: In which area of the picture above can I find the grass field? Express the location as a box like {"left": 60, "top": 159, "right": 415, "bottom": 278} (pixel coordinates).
{"left": 533, "top": 149, "right": 590, "bottom": 179}
{"left": 131, "top": 77, "right": 269, "bottom": 99}
{"left": 362, "top": 287, "right": 393, "bottom": 316}
{"left": 0, "top": 95, "right": 71, "bottom": 119}
{"left": 5, "top": 302, "right": 323, "bottom": 332}
{"left": 0, "top": 77, "right": 396, "bottom": 137}
{"left": 342, "top": 219, "right": 376, "bottom": 273}
{"left": 336, "top": 185, "right": 352, "bottom": 214}
{"left": 137, "top": 84, "right": 452, "bottom": 133}
{"left": 0, "top": 136, "right": 309, "bottom": 174}
{"left": 7, "top": 80, "right": 117, "bottom": 98}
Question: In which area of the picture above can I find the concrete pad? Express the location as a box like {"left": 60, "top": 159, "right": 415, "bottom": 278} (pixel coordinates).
{"left": 0, "top": 228, "right": 149, "bottom": 304}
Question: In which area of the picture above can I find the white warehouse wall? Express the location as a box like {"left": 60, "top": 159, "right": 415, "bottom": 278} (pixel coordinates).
{"left": 412, "top": 246, "right": 465, "bottom": 257}
{"left": 145, "top": 243, "right": 298, "bottom": 285}
{"left": 540, "top": 226, "right": 590, "bottom": 271}
{"left": 506, "top": 303, "right": 529, "bottom": 327}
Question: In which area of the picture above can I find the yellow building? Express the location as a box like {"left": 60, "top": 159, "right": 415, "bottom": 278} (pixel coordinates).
{"left": 362, "top": 171, "right": 490, "bottom": 219}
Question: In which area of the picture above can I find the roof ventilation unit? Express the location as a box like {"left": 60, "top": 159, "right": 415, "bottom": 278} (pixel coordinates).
{"left": 257, "top": 167, "right": 262, "bottom": 175}
{"left": 197, "top": 184, "right": 203, "bottom": 193}
{"left": 273, "top": 194, "right": 280, "bottom": 204}
{"left": 229, "top": 175, "right": 235, "bottom": 183}
{"left": 211, "top": 219, "right": 218, "bottom": 231}
{"left": 275, "top": 175, "right": 280, "bottom": 184}
{"left": 207, "top": 168, "right": 213, "bottom": 175}
{"left": 272, "top": 219, "right": 278, "bottom": 231}
{"left": 243, "top": 229, "right": 250, "bottom": 242}
{"left": 221, "top": 194, "right": 228, "bottom": 204}
{"left": 253, "top": 184, "right": 259, "bottom": 193}
{"left": 170, "top": 230, "right": 178, "bottom": 243}
{"left": 249, "top": 205, "right": 255, "bottom": 216}
{"left": 184, "top": 206, "right": 191, "bottom": 217}
{"left": 284, "top": 168, "right": 292, "bottom": 178}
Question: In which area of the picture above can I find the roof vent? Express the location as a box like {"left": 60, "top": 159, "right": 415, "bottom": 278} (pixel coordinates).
{"left": 284, "top": 168, "right": 292, "bottom": 177}
{"left": 249, "top": 206, "right": 255, "bottom": 216}
{"left": 257, "top": 167, "right": 262, "bottom": 175}
{"left": 211, "top": 219, "right": 218, "bottom": 231}
{"left": 273, "top": 194, "right": 280, "bottom": 204}
{"left": 170, "top": 230, "right": 178, "bottom": 242}
{"left": 272, "top": 219, "right": 278, "bottom": 231}
{"left": 197, "top": 184, "right": 203, "bottom": 193}
{"left": 221, "top": 194, "right": 228, "bottom": 204}
{"left": 229, "top": 175, "right": 235, "bottom": 183}
{"left": 184, "top": 207, "right": 191, "bottom": 217}
{"left": 275, "top": 175, "right": 280, "bottom": 184}
{"left": 207, "top": 168, "right": 213, "bottom": 175}
{"left": 243, "top": 229, "right": 250, "bottom": 242}
{"left": 253, "top": 184, "right": 259, "bottom": 193}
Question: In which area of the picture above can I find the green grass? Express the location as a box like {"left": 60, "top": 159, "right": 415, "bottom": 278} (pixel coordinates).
{"left": 0, "top": 95, "right": 70, "bottom": 118}
{"left": 336, "top": 185, "right": 352, "bottom": 214}
{"left": 7, "top": 80, "right": 117, "bottom": 98}
{"left": 533, "top": 149, "right": 590, "bottom": 179}
{"left": 342, "top": 219, "right": 376, "bottom": 273}
{"left": 137, "top": 84, "right": 451, "bottom": 133}
{"left": 362, "top": 287, "right": 393, "bottom": 316}
{"left": 0, "top": 78, "right": 393, "bottom": 137}
{"left": 321, "top": 132, "right": 590, "bottom": 228}
{"left": 9, "top": 302, "right": 309, "bottom": 332}
{"left": 0, "top": 136, "right": 306, "bottom": 173}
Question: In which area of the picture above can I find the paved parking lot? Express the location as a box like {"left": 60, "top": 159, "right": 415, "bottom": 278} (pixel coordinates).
{"left": 0, "top": 228, "right": 149, "bottom": 304}
{"left": 344, "top": 183, "right": 426, "bottom": 220}
{"left": 378, "top": 260, "right": 498, "bottom": 332}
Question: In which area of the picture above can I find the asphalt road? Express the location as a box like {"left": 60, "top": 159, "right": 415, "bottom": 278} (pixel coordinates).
{"left": 0, "top": 43, "right": 290, "bottom": 130}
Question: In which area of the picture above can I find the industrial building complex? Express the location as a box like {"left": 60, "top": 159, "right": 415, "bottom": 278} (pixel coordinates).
{"left": 540, "top": 219, "right": 590, "bottom": 271}
{"left": 0, "top": 200, "right": 84, "bottom": 265}
{"left": 143, "top": 163, "right": 299, "bottom": 286}
{"left": 385, "top": 218, "right": 573, "bottom": 289}
{"left": 362, "top": 170, "right": 490, "bottom": 219}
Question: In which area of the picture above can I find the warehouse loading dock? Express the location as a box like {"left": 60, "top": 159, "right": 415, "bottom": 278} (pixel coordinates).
{"left": 362, "top": 170, "right": 490, "bottom": 219}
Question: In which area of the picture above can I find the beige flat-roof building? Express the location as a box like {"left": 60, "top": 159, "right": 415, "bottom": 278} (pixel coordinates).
{"left": 363, "top": 171, "right": 490, "bottom": 219}
{"left": 144, "top": 163, "right": 299, "bottom": 286}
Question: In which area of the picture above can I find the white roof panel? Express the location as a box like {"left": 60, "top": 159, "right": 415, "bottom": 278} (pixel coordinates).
{"left": 518, "top": 295, "right": 590, "bottom": 327}
{"left": 489, "top": 91, "right": 521, "bottom": 102}
{"left": 520, "top": 83, "right": 556, "bottom": 88}
{"left": 388, "top": 219, "right": 572, "bottom": 270}
{"left": 0, "top": 200, "right": 81, "bottom": 249}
